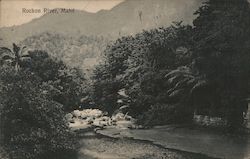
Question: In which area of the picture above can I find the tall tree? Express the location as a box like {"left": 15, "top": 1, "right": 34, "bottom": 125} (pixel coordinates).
{"left": 193, "top": 0, "right": 250, "bottom": 128}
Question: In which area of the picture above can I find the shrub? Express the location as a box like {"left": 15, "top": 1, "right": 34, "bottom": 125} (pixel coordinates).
{"left": 0, "top": 66, "right": 77, "bottom": 159}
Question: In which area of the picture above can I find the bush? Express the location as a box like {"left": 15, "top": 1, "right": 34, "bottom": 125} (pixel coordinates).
{"left": 0, "top": 66, "right": 77, "bottom": 159}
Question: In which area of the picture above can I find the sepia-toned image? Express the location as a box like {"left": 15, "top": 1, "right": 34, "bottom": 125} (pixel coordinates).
{"left": 0, "top": 0, "right": 250, "bottom": 159}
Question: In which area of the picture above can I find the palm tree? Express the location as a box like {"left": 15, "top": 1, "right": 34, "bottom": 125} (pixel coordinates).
{"left": 0, "top": 43, "right": 30, "bottom": 71}
{"left": 165, "top": 66, "right": 208, "bottom": 119}
{"left": 165, "top": 66, "right": 207, "bottom": 97}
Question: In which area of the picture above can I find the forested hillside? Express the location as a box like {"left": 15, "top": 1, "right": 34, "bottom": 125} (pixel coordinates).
{"left": 21, "top": 33, "right": 109, "bottom": 75}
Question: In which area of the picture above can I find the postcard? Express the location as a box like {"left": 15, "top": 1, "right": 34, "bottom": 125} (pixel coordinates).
{"left": 0, "top": 0, "right": 250, "bottom": 159}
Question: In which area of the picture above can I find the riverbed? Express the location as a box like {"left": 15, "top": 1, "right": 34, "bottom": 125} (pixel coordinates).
{"left": 77, "top": 130, "right": 216, "bottom": 159}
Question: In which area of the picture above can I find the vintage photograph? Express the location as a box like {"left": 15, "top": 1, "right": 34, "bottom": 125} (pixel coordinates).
{"left": 0, "top": 0, "right": 250, "bottom": 158}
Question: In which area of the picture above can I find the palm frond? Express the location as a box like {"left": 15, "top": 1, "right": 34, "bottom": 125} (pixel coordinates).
{"left": 190, "top": 80, "right": 207, "bottom": 93}
{"left": 0, "top": 47, "right": 12, "bottom": 53}
{"left": 167, "top": 78, "right": 190, "bottom": 95}
{"left": 20, "top": 46, "right": 27, "bottom": 56}
{"left": 174, "top": 78, "right": 190, "bottom": 88}
{"left": 168, "top": 76, "right": 178, "bottom": 83}
{"left": 187, "top": 78, "right": 196, "bottom": 85}
{"left": 1, "top": 54, "right": 15, "bottom": 61}
{"left": 169, "top": 89, "right": 185, "bottom": 97}
{"left": 165, "top": 66, "right": 191, "bottom": 78}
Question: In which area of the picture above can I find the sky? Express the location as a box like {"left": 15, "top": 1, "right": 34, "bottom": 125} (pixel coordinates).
{"left": 0, "top": 0, "right": 124, "bottom": 28}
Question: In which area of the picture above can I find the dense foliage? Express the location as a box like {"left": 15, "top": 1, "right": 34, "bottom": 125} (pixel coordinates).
{"left": 92, "top": 0, "right": 250, "bottom": 128}
{"left": 0, "top": 48, "right": 84, "bottom": 159}
{"left": 0, "top": 67, "right": 77, "bottom": 159}
{"left": 23, "top": 50, "right": 87, "bottom": 111}
{"left": 192, "top": 0, "right": 250, "bottom": 128}
{"left": 92, "top": 23, "right": 195, "bottom": 123}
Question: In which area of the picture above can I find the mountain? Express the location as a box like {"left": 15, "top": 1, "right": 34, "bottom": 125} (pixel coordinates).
{"left": 20, "top": 32, "right": 109, "bottom": 73}
{"left": 0, "top": 0, "right": 203, "bottom": 46}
